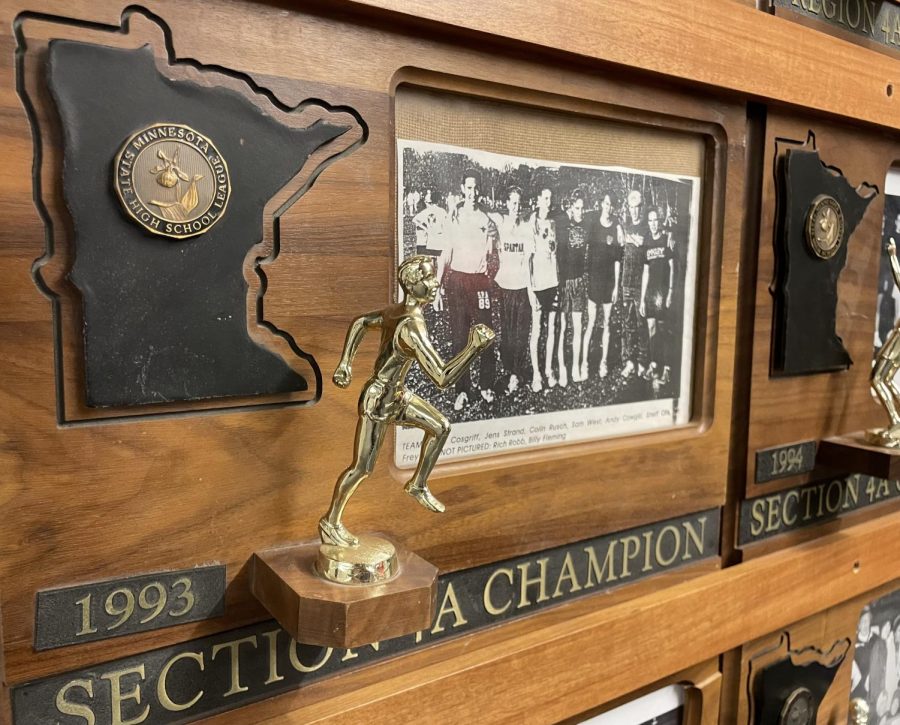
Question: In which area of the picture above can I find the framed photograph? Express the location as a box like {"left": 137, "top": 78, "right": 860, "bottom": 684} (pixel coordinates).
{"left": 851, "top": 588, "right": 900, "bottom": 722}
{"left": 874, "top": 168, "right": 900, "bottom": 357}
{"left": 396, "top": 138, "right": 701, "bottom": 465}
{"left": 579, "top": 685, "right": 685, "bottom": 724}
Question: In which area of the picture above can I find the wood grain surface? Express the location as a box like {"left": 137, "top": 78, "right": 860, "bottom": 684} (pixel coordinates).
{"left": 740, "top": 111, "right": 899, "bottom": 504}
{"left": 336, "top": 0, "right": 900, "bottom": 130}
{"left": 724, "top": 576, "right": 900, "bottom": 724}
{"left": 0, "top": 0, "right": 899, "bottom": 723}
{"left": 0, "top": 0, "right": 743, "bottom": 691}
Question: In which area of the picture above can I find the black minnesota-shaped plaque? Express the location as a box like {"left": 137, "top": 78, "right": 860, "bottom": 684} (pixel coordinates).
{"left": 45, "top": 37, "right": 361, "bottom": 407}
{"left": 772, "top": 138, "right": 876, "bottom": 376}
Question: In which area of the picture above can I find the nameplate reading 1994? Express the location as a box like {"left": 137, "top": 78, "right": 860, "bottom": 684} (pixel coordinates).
{"left": 755, "top": 441, "right": 817, "bottom": 483}
{"left": 15, "top": 510, "right": 718, "bottom": 724}
{"left": 34, "top": 565, "right": 225, "bottom": 651}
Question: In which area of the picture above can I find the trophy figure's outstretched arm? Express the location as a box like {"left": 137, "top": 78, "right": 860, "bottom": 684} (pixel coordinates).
{"left": 400, "top": 317, "right": 493, "bottom": 389}
{"left": 333, "top": 311, "right": 382, "bottom": 387}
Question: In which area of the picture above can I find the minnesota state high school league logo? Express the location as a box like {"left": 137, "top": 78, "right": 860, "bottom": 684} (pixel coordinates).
{"left": 114, "top": 123, "right": 231, "bottom": 239}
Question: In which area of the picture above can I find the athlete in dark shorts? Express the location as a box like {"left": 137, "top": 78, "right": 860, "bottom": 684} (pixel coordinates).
{"left": 491, "top": 187, "right": 532, "bottom": 395}
{"left": 640, "top": 207, "right": 674, "bottom": 382}
{"left": 620, "top": 189, "right": 649, "bottom": 377}
{"left": 557, "top": 190, "right": 590, "bottom": 385}
{"left": 527, "top": 184, "right": 560, "bottom": 392}
{"left": 585, "top": 192, "right": 622, "bottom": 378}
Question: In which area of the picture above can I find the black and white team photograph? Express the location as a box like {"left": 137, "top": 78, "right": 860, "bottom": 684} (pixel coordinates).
{"left": 580, "top": 685, "right": 684, "bottom": 725}
{"left": 875, "top": 169, "right": 900, "bottom": 357}
{"left": 395, "top": 139, "right": 701, "bottom": 465}
{"left": 852, "top": 589, "right": 900, "bottom": 724}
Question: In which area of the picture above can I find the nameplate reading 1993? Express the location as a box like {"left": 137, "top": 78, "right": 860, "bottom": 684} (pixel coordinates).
{"left": 755, "top": 441, "right": 817, "bottom": 483}
{"left": 14, "top": 510, "right": 718, "bottom": 724}
{"left": 34, "top": 565, "right": 225, "bottom": 651}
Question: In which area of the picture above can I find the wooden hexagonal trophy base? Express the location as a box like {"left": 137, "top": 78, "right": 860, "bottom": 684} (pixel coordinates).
{"left": 817, "top": 433, "right": 900, "bottom": 479}
{"left": 250, "top": 538, "right": 438, "bottom": 648}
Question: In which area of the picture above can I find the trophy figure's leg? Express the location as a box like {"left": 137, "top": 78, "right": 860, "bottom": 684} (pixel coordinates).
{"left": 320, "top": 415, "right": 387, "bottom": 546}
{"left": 867, "top": 355, "right": 900, "bottom": 447}
{"left": 399, "top": 394, "right": 450, "bottom": 513}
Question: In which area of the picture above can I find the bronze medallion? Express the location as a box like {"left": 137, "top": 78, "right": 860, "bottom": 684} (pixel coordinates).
{"left": 804, "top": 194, "right": 844, "bottom": 259}
{"left": 779, "top": 687, "right": 813, "bottom": 725}
{"left": 114, "top": 123, "right": 230, "bottom": 239}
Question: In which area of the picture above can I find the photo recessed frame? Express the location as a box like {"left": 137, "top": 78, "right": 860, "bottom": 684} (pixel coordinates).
{"left": 394, "top": 86, "right": 704, "bottom": 467}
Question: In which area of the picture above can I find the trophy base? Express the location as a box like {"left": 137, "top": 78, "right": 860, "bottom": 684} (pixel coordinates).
{"left": 817, "top": 431, "right": 900, "bottom": 479}
{"left": 251, "top": 536, "right": 438, "bottom": 648}
{"left": 316, "top": 534, "right": 399, "bottom": 584}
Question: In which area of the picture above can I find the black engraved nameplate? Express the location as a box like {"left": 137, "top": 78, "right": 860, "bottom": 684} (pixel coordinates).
{"left": 771, "top": 134, "right": 876, "bottom": 376}
{"left": 14, "top": 510, "right": 718, "bottom": 724}
{"left": 755, "top": 441, "right": 817, "bottom": 484}
{"left": 738, "top": 473, "right": 900, "bottom": 545}
{"left": 34, "top": 565, "right": 225, "bottom": 651}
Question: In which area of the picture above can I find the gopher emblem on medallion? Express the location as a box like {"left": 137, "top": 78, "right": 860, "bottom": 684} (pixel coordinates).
{"left": 114, "top": 123, "right": 230, "bottom": 239}
{"left": 804, "top": 194, "right": 844, "bottom": 260}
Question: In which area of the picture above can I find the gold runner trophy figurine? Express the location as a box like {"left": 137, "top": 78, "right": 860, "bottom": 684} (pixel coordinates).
{"left": 868, "top": 239, "right": 900, "bottom": 448}
{"left": 316, "top": 255, "right": 494, "bottom": 584}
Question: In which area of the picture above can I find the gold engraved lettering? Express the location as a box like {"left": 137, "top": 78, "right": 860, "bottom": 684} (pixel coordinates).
{"left": 847, "top": 0, "right": 862, "bottom": 28}
{"left": 101, "top": 665, "right": 150, "bottom": 725}
{"left": 766, "top": 495, "right": 782, "bottom": 532}
{"left": 137, "top": 583, "right": 167, "bottom": 624}
{"left": 169, "top": 577, "right": 195, "bottom": 617}
{"left": 844, "top": 476, "right": 859, "bottom": 508}
{"left": 551, "top": 553, "right": 583, "bottom": 598}
{"left": 431, "top": 583, "right": 469, "bottom": 632}
{"left": 823, "top": 0, "right": 837, "bottom": 18}
{"left": 210, "top": 636, "right": 257, "bottom": 697}
{"left": 863, "top": 0, "right": 876, "bottom": 34}
{"left": 642, "top": 531, "right": 654, "bottom": 572}
{"left": 105, "top": 588, "right": 136, "bottom": 631}
{"left": 808, "top": 0, "right": 822, "bottom": 14}
{"left": 341, "top": 642, "right": 379, "bottom": 662}
{"left": 654, "top": 525, "right": 681, "bottom": 567}
{"left": 483, "top": 567, "right": 514, "bottom": 615}
{"left": 516, "top": 558, "right": 550, "bottom": 609}
{"left": 800, "top": 487, "right": 815, "bottom": 519}
{"left": 783, "top": 490, "right": 800, "bottom": 526}
{"left": 56, "top": 679, "right": 96, "bottom": 724}
{"left": 620, "top": 536, "right": 642, "bottom": 577}
{"left": 261, "top": 630, "right": 284, "bottom": 685}
{"left": 157, "top": 652, "right": 204, "bottom": 712}
{"left": 750, "top": 499, "right": 766, "bottom": 537}
{"left": 682, "top": 517, "right": 706, "bottom": 560}
{"left": 75, "top": 595, "right": 97, "bottom": 637}
{"left": 825, "top": 479, "right": 843, "bottom": 513}
{"left": 288, "top": 642, "right": 333, "bottom": 673}
{"left": 584, "top": 543, "right": 618, "bottom": 587}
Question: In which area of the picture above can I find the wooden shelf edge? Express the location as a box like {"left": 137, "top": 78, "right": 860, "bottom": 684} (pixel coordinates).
{"left": 335, "top": 0, "right": 899, "bottom": 131}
